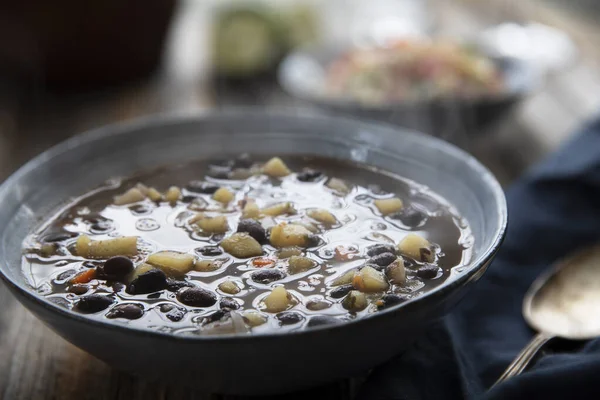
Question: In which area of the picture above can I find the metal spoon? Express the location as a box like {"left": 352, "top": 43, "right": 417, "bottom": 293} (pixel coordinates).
{"left": 494, "top": 243, "right": 600, "bottom": 386}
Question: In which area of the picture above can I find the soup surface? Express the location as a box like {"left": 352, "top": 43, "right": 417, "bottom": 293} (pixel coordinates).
{"left": 22, "top": 155, "right": 472, "bottom": 335}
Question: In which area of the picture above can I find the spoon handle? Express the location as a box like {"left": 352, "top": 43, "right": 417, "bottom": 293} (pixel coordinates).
{"left": 492, "top": 332, "right": 554, "bottom": 387}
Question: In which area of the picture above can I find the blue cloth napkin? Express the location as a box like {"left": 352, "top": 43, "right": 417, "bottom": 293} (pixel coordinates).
{"left": 358, "top": 119, "right": 600, "bottom": 400}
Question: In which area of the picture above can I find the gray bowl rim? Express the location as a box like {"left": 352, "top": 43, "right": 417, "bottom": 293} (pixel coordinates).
{"left": 277, "top": 42, "right": 538, "bottom": 111}
{"left": 0, "top": 108, "right": 507, "bottom": 342}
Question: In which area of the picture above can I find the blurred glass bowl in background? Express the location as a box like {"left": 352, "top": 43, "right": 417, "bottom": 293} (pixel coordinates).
{"left": 279, "top": 40, "right": 539, "bottom": 140}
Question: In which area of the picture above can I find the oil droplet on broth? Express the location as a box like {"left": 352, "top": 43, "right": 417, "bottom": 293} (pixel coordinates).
{"left": 136, "top": 218, "right": 160, "bottom": 232}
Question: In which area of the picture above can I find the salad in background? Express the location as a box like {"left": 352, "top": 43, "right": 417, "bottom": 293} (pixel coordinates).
{"left": 325, "top": 40, "right": 505, "bottom": 105}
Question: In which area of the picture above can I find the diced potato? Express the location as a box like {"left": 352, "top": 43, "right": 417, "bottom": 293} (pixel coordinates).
{"left": 113, "top": 188, "right": 145, "bottom": 205}
{"left": 352, "top": 266, "right": 389, "bottom": 293}
{"left": 129, "top": 263, "right": 156, "bottom": 281}
{"left": 218, "top": 280, "right": 241, "bottom": 294}
{"left": 85, "top": 236, "right": 138, "bottom": 259}
{"left": 261, "top": 202, "right": 296, "bottom": 217}
{"left": 263, "top": 286, "right": 293, "bottom": 313}
{"left": 165, "top": 186, "right": 181, "bottom": 205}
{"left": 262, "top": 157, "right": 291, "bottom": 177}
{"left": 308, "top": 209, "right": 337, "bottom": 226}
{"left": 135, "top": 183, "right": 150, "bottom": 196}
{"left": 374, "top": 197, "right": 404, "bottom": 215}
{"left": 213, "top": 187, "right": 235, "bottom": 204}
{"left": 276, "top": 247, "right": 303, "bottom": 259}
{"left": 331, "top": 269, "right": 358, "bottom": 286}
{"left": 147, "top": 251, "right": 195, "bottom": 277}
{"left": 195, "top": 258, "right": 226, "bottom": 272}
{"left": 270, "top": 223, "right": 313, "bottom": 248}
{"left": 288, "top": 256, "right": 317, "bottom": 274}
{"left": 397, "top": 234, "right": 435, "bottom": 262}
{"left": 296, "top": 219, "right": 319, "bottom": 233}
{"left": 75, "top": 235, "right": 91, "bottom": 257}
{"left": 327, "top": 178, "right": 350, "bottom": 194}
{"left": 242, "top": 202, "right": 260, "bottom": 219}
{"left": 243, "top": 310, "right": 267, "bottom": 327}
{"left": 195, "top": 215, "right": 229, "bottom": 234}
{"left": 342, "top": 290, "right": 368, "bottom": 312}
{"left": 188, "top": 213, "right": 205, "bottom": 225}
{"left": 386, "top": 258, "right": 406, "bottom": 285}
{"left": 146, "top": 187, "right": 163, "bottom": 202}
{"left": 40, "top": 243, "right": 57, "bottom": 257}
{"left": 221, "top": 233, "right": 263, "bottom": 258}
{"left": 230, "top": 168, "right": 253, "bottom": 180}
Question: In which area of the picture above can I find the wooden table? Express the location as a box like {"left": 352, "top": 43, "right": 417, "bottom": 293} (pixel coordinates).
{"left": 0, "top": 1, "right": 599, "bottom": 398}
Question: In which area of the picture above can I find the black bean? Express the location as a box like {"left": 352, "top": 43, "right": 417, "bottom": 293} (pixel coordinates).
{"left": 377, "top": 294, "right": 409, "bottom": 310}
{"left": 296, "top": 169, "right": 323, "bottom": 182}
{"left": 147, "top": 292, "right": 161, "bottom": 299}
{"left": 160, "top": 303, "right": 174, "bottom": 312}
{"left": 42, "top": 232, "right": 77, "bottom": 243}
{"left": 307, "top": 316, "right": 341, "bottom": 328}
{"left": 187, "top": 181, "right": 219, "bottom": 194}
{"left": 366, "top": 244, "right": 396, "bottom": 257}
{"left": 306, "top": 299, "right": 332, "bottom": 311}
{"left": 76, "top": 294, "right": 114, "bottom": 313}
{"left": 219, "top": 297, "right": 240, "bottom": 310}
{"left": 176, "top": 287, "right": 217, "bottom": 307}
{"left": 67, "top": 284, "right": 89, "bottom": 295}
{"left": 210, "top": 159, "right": 235, "bottom": 169}
{"left": 251, "top": 269, "right": 286, "bottom": 284}
{"left": 204, "top": 310, "right": 228, "bottom": 324}
{"left": 166, "top": 279, "right": 194, "bottom": 292}
{"left": 306, "top": 234, "right": 321, "bottom": 248}
{"left": 181, "top": 195, "right": 197, "bottom": 203}
{"left": 330, "top": 284, "right": 353, "bottom": 299}
{"left": 56, "top": 269, "right": 77, "bottom": 282}
{"left": 368, "top": 252, "right": 397, "bottom": 268}
{"left": 237, "top": 219, "right": 267, "bottom": 243}
{"left": 166, "top": 307, "right": 186, "bottom": 322}
{"left": 112, "top": 282, "right": 125, "bottom": 293}
{"left": 208, "top": 166, "right": 231, "bottom": 179}
{"left": 197, "top": 246, "right": 223, "bottom": 257}
{"left": 390, "top": 207, "right": 428, "bottom": 228}
{"left": 127, "top": 269, "right": 168, "bottom": 295}
{"left": 128, "top": 205, "right": 151, "bottom": 216}
{"left": 417, "top": 264, "right": 440, "bottom": 279}
{"left": 106, "top": 303, "right": 144, "bottom": 320}
{"left": 83, "top": 261, "right": 99, "bottom": 269}
{"left": 234, "top": 153, "right": 253, "bottom": 169}
{"left": 103, "top": 256, "right": 134, "bottom": 278}
{"left": 276, "top": 311, "right": 304, "bottom": 326}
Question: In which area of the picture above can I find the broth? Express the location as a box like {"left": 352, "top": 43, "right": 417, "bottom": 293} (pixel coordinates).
{"left": 22, "top": 155, "right": 472, "bottom": 335}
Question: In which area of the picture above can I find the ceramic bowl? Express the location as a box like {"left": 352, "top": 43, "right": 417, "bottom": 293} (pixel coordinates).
{"left": 0, "top": 110, "right": 507, "bottom": 395}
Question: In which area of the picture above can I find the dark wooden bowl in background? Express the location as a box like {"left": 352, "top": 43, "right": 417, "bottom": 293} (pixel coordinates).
{"left": 0, "top": 1, "right": 178, "bottom": 91}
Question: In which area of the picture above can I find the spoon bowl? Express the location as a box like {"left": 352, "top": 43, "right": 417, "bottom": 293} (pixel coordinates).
{"left": 525, "top": 243, "right": 600, "bottom": 340}
{"left": 495, "top": 243, "right": 600, "bottom": 385}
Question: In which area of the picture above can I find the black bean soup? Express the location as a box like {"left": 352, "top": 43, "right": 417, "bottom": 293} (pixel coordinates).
{"left": 22, "top": 155, "right": 473, "bottom": 335}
